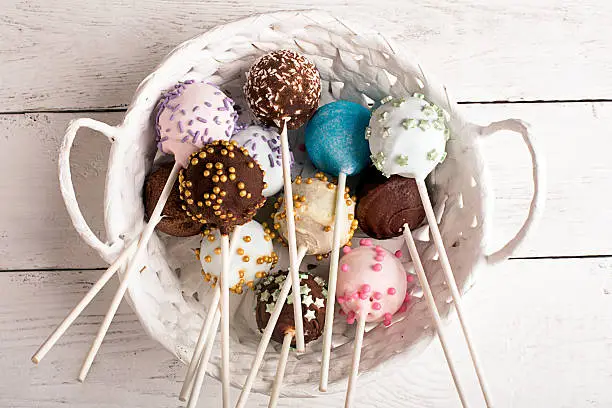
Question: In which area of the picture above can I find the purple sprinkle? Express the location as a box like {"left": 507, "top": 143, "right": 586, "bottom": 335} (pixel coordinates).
{"left": 194, "top": 130, "right": 201, "bottom": 142}
{"left": 196, "top": 116, "right": 207, "bottom": 123}
{"left": 161, "top": 136, "right": 169, "bottom": 142}
{"left": 207, "top": 137, "right": 213, "bottom": 143}
{"left": 268, "top": 154, "right": 274, "bottom": 167}
{"left": 214, "top": 91, "right": 222, "bottom": 95}
{"left": 204, "top": 101, "right": 212, "bottom": 107}
{"left": 178, "top": 121, "right": 184, "bottom": 133}
{"left": 252, "top": 142, "right": 257, "bottom": 150}
{"left": 169, "top": 114, "right": 175, "bottom": 121}
{"left": 225, "top": 129, "right": 230, "bottom": 137}
{"left": 253, "top": 153, "right": 258, "bottom": 160}
{"left": 226, "top": 120, "right": 231, "bottom": 124}
{"left": 270, "top": 138, "right": 278, "bottom": 144}
{"left": 188, "top": 120, "right": 194, "bottom": 126}
{"left": 214, "top": 116, "right": 221, "bottom": 125}
{"left": 245, "top": 138, "right": 252, "bottom": 145}
{"left": 276, "top": 160, "right": 281, "bottom": 166}
{"left": 204, "top": 128, "right": 209, "bottom": 136}
{"left": 184, "top": 79, "right": 195, "bottom": 84}
{"left": 193, "top": 106, "right": 200, "bottom": 112}
{"left": 165, "top": 128, "right": 171, "bottom": 133}
{"left": 181, "top": 109, "right": 187, "bottom": 115}
{"left": 181, "top": 135, "right": 189, "bottom": 143}
{"left": 172, "top": 104, "right": 181, "bottom": 112}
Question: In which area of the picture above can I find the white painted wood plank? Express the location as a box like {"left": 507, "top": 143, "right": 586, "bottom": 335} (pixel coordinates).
{"left": 3, "top": 258, "right": 611, "bottom": 407}
{"left": 1, "top": 0, "right": 612, "bottom": 111}
{"left": 1, "top": 102, "right": 610, "bottom": 269}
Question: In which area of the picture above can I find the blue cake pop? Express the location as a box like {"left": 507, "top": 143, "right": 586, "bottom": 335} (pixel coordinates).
{"left": 305, "top": 100, "right": 371, "bottom": 176}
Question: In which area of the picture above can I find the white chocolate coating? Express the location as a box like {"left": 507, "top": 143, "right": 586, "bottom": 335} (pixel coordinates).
{"left": 231, "top": 126, "right": 285, "bottom": 197}
{"left": 273, "top": 174, "right": 357, "bottom": 255}
{"left": 367, "top": 94, "right": 449, "bottom": 180}
{"left": 156, "top": 81, "right": 236, "bottom": 167}
{"left": 199, "top": 220, "right": 277, "bottom": 294}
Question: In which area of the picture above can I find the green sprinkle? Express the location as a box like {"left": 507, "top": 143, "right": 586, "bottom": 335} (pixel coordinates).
{"left": 401, "top": 119, "right": 417, "bottom": 130}
{"left": 371, "top": 151, "right": 386, "bottom": 172}
{"left": 426, "top": 149, "right": 438, "bottom": 161}
{"left": 422, "top": 105, "right": 435, "bottom": 117}
{"left": 266, "top": 302, "right": 276, "bottom": 313}
{"left": 392, "top": 97, "right": 406, "bottom": 107}
{"left": 380, "top": 95, "right": 393, "bottom": 104}
{"left": 418, "top": 120, "right": 431, "bottom": 131}
{"left": 433, "top": 119, "right": 445, "bottom": 131}
{"left": 395, "top": 154, "right": 409, "bottom": 166}
{"left": 287, "top": 293, "right": 294, "bottom": 305}
{"left": 413, "top": 92, "right": 425, "bottom": 99}
{"left": 382, "top": 127, "right": 391, "bottom": 138}
{"left": 439, "top": 151, "right": 448, "bottom": 163}
{"left": 364, "top": 126, "right": 371, "bottom": 140}
{"left": 377, "top": 111, "right": 389, "bottom": 122}
{"left": 444, "top": 127, "right": 451, "bottom": 141}
{"left": 299, "top": 273, "right": 308, "bottom": 280}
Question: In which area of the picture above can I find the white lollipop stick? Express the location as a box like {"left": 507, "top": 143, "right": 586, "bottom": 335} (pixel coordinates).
{"left": 403, "top": 224, "right": 470, "bottom": 407}
{"left": 319, "top": 171, "right": 347, "bottom": 391}
{"left": 416, "top": 179, "right": 493, "bottom": 407}
{"left": 78, "top": 162, "right": 181, "bottom": 382}
{"left": 179, "top": 285, "right": 221, "bottom": 401}
{"left": 235, "top": 246, "right": 308, "bottom": 408}
{"left": 344, "top": 311, "right": 367, "bottom": 408}
{"left": 279, "top": 119, "right": 305, "bottom": 351}
{"left": 187, "top": 307, "right": 221, "bottom": 408}
{"left": 268, "top": 332, "right": 293, "bottom": 408}
{"left": 31, "top": 238, "right": 138, "bottom": 364}
{"left": 220, "top": 233, "right": 231, "bottom": 408}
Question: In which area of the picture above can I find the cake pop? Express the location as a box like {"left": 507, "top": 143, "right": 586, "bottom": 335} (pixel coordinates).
{"left": 181, "top": 220, "right": 276, "bottom": 405}
{"left": 304, "top": 100, "right": 371, "bottom": 391}
{"left": 244, "top": 49, "right": 322, "bottom": 351}
{"left": 255, "top": 271, "right": 327, "bottom": 408}
{"left": 178, "top": 140, "right": 266, "bottom": 408}
{"left": 336, "top": 241, "right": 407, "bottom": 408}
{"left": 41, "top": 81, "right": 234, "bottom": 384}
{"left": 368, "top": 94, "right": 492, "bottom": 407}
{"left": 235, "top": 174, "right": 356, "bottom": 408}
{"left": 272, "top": 173, "right": 357, "bottom": 257}
{"left": 231, "top": 126, "right": 286, "bottom": 197}
{"left": 355, "top": 165, "right": 425, "bottom": 239}
{"left": 144, "top": 161, "right": 201, "bottom": 237}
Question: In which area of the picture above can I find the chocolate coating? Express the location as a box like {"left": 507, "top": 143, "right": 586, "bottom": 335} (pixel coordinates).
{"left": 356, "top": 166, "right": 425, "bottom": 239}
{"left": 144, "top": 162, "right": 201, "bottom": 237}
{"left": 244, "top": 50, "right": 321, "bottom": 130}
{"left": 255, "top": 271, "right": 327, "bottom": 346}
{"left": 178, "top": 140, "right": 266, "bottom": 235}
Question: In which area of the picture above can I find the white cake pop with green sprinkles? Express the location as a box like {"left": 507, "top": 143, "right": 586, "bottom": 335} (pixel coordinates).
{"left": 366, "top": 94, "right": 449, "bottom": 180}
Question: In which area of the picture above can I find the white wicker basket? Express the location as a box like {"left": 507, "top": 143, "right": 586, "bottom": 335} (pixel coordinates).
{"left": 58, "top": 10, "right": 545, "bottom": 396}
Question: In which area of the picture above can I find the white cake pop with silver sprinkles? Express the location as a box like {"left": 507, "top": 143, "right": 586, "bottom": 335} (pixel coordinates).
{"left": 367, "top": 94, "right": 449, "bottom": 180}
{"left": 198, "top": 220, "right": 277, "bottom": 294}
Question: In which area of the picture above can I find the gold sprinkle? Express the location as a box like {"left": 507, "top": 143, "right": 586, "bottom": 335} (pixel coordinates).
{"left": 243, "top": 236, "right": 251, "bottom": 242}
{"left": 213, "top": 186, "right": 220, "bottom": 194}
{"left": 197, "top": 201, "right": 203, "bottom": 207}
{"left": 237, "top": 182, "right": 245, "bottom": 190}
{"left": 198, "top": 152, "right": 207, "bottom": 159}
{"left": 237, "top": 248, "right": 245, "bottom": 255}
{"left": 208, "top": 235, "right": 216, "bottom": 242}
{"left": 246, "top": 193, "right": 252, "bottom": 199}
{"left": 248, "top": 162, "right": 254, "bottom": 168}
{"left": 306, "top": 178, "right": 313, "bottom": 184}
{"left": 216, "top": 169, "right": 224, "bottom": 175}
{"left": 203, "top": 193, "right": 210, "bottom": 199}
{"left": 220, "top": 175, "right": 228, "bottom": 182}
{"left": 215, "top": 162, "right": 223, "bottom": 169}
{"left": 213, "top": 204, "right": 220, "bottom": 210}
{"left": 228, "top": 152, "right": 235, "bottom": 158}
{"left": 228, "top": 167, "right": 236, "bottom": 173}
{"left": 204, "top": 255, "right": 212, "bottom": 263}
{"left": 229, "top": 174, "right": 236, "bottom": 181}
{"left": 210, "top": 194, "right": 216, "bottom": 200}
{"left": 205, "top": 200, "right": 212, "bottom": 206}
{"left": 214, "top": 210, "right": 221, "bottom": 215}
{"left": 214, "top": 247, "right": 221, "bottom": 255}
{"left": 242, "top": 256, "right": 250, "bottom": 263}
{"left": 324, "top": 226, "right": 331, "bottom": 232}
{"left": 186, "top": 181, "right": 193, "bottom": 188}
{"left": 239, "top": 190, "right": 247, "bottom": 197}
{"left": 327, "top": 183, "right": 335, "bottom": 190}
{"left": 206, "top": 162, "right": 213, "bottom": 169}
{"left": 186, "top": 198, "right": 194, "bottom": 205}
{"left": 184, "top": 190, "right": 192, "bottom": 197}
{"left": 217, "top": 198, "right": 223, "bottom": 204}
{"left": 191, "top": 158, "right": 199, "bottom": 165}
{"left": 212, "top": 175, "right": 219, "bottom": 182}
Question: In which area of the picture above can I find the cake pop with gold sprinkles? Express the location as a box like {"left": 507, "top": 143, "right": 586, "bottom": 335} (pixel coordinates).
{"left": 178, "top": 140, "right": 266, "bottom": 235}
{"left": 272, "top": 173, "right": 358, "bottom": 258}
{"left": 197, "top": 220, "right": 277, "bottom": 294}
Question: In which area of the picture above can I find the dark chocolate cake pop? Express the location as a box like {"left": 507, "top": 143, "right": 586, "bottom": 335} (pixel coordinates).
{"left": 255, "top": 271, "right": 327, "bottom": 346}
{"left": 244, "top": 49, "right": 321, "bottom": 130}
{"left": 178, "top": 140, "right": 266, "bottom": 235}
{"left": 144, "top": 162, "right": 202, "bottom": 237}
{"left": 356, "top": 166, "right": 425, "bottom": 239}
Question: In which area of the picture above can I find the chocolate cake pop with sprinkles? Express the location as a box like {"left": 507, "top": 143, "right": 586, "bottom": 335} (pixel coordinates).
{"left": 244, "top": 49, "right": 321, "bottom": 130}
{"left": 356, "top": 165, "right": 425, "bottom": 239}
{"left": 178, "top": 140, "right": 266, "bottom": 235}
{"left": 144, "top": 162, "right": 201, "bottom": 237}
{"left": 255, "top": 271, "right": 327, "bottom": 346}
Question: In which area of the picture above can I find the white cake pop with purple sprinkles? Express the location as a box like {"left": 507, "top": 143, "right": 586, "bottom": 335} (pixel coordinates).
{"left": 231, "top": 125, "right": 288, "bottom": 197}
{"left": 155, "top": 80, "right": 236, "bottom": 166}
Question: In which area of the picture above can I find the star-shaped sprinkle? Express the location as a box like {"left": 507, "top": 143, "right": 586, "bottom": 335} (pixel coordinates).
{"left": 433, "top": 119, "right": 445, "bottom": 130}
{"left": 287, "top": 292, "right": 294, "bottom": 304}
{"left": 422, "top": 105, "right": 435, "bottom": 117}
{"left": 380, "top": 95, "right": 393, "bottom": 104}
{"left": 382, "top": 127, "right": 391, "bottom": 139}
{"left": 314, "top": 276, "right": 325, "bottom": 287}
{"left": 302, "top": 295, "right": 314, "bottom": 307}
{"left": 439, "top": 151, "right": 448, "bottom": 163}
{"left": 364, "top": 126, "right": 371, "bottom": 140}
{"left": 275, "top": 275, "right": 285, "bottom": 284}
{"left": 392, "top": 97, "right": 405, "bottom": 107}
{"left": 300, "top": 285, "right": 311, "bottom": 296}
{"left": 322, "top": 288, "right": 328, "bottom": 298}
{"left": 299, "top": 274, "right": 308, "bottom": 280}
{"left": 401, "top": 119, "right": 416, "bottom": 130}
{"left": 259, "top": 291, "right": 270, "bottom": 302}
{"left": 314, "top": 298, "right": 325, "bottom": 309}
{"left": 395, "top": 154, "right": 409, "bottom": 166}
{"left": 272, "top": 289, "right": 280, "bottom": 301}
{"left": 371, "top": 151, "right": 386, "bottom": 173}
{"left": 418, "top": 120, "right": 431, "bottom": 131}
{"left": 377, "top": 111, "right": 389, "bottom": 122}
{"left": 304, "top": 310, "right": 316, "bottom": 322}
{"left": 413, "top": 92, "right": 425, "bottom": 99}
{"left": 444, "top": 127, "right": 451, "bottom": 141}
{"left": 427, "top": 149, "right": 438, "bottom": 161}
{"left": 266, "top": 302, "right": 276, "bottom": 314}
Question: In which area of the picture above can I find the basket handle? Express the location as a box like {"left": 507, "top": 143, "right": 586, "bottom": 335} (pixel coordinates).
{"left": 58, "top": 118, "right": 119, "bottom": 258}
{"left": 477, "top": 119, "right": 546, "bottom": 265}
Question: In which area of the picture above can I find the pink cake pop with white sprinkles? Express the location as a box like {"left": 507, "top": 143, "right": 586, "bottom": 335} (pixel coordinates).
{"left": 336, "top": 239, "right": 408, "bottom": 327}
{"left": 155, "top": 80, "right": 236, "bottom": 167}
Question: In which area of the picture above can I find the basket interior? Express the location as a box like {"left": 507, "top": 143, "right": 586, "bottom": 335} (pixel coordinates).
{"left": 103, "top": 11, "right": 489, "bottom": 396}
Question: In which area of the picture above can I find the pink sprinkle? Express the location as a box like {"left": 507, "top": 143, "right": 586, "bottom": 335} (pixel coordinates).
{"left": 298, "top": 143, "right": 306, "bottom": 152}
{"left": 398, "top": 304, "right": 408, "bottom": 313}
{"left": 342, "top": 246, "right": 352, "bottom": 254}
{"left": 383, "top": 320, "right": 391, "bottom": 327}
{"left": 341, "top": 263, "right": 349, "bottom": 272}
{"left": 375, "top": 245, "right": 384, "bottom": 252}
{"left": 359, "top": 292, "right": 368, "bottom": 300}
{"left": 338, "top": 296, "right": 345, "bottom": 304}
{"left": 384, "top": 312, "right": 392, "bottom": 320}
{"left": 352, "top": 292, "right": 359, "bottom": 300}
{"left": 360, "top": 238, "right": 372, "bottom": 247}
{"left": 373, "top": 291, "right": 382, "bottom": 300}
{"left": 372, "top": 302, "right": 381, "bottom": 310}
{"left": 394, "top": 250, "right": 403, "bottom": 258}
{"left": 375, "top": 255, "right": 384, "bottom": 262}
{"left": 372, "top": 263, "right": 382, "bottom": 272}
{"left": 404, "top": 293, "right": 412, "bottom": 303}
{"left": 347, "top": 316, "right": 356, "bottom": 324}
{"left": 406, "top": 274, "right": 415, "bottom": 283}
{"left": 387, "top": 287, "right": 397, "bottom": 295}
{"left": 361, "top": 284, "right": 371, "bottom": 294}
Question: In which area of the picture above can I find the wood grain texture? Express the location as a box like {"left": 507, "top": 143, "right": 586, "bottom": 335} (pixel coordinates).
{"left": 1, "top": 102, "right": 609, "bottom": 270}
{"left": 1, "top": 0, "right": 612, "bottom": 111}
{"left": 3, "top": 259, "right": 611, "bottom": 407}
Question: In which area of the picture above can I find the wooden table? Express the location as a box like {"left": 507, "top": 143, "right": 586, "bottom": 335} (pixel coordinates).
{"left": 2, "top": 1, "right": 611, "bottom": 407}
